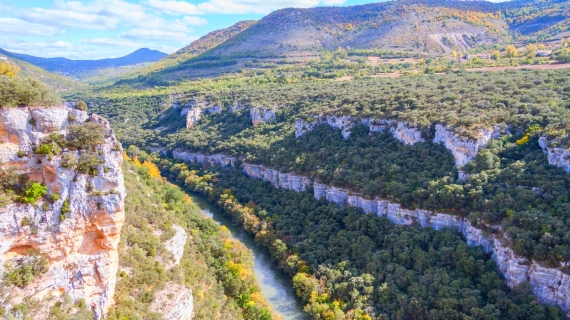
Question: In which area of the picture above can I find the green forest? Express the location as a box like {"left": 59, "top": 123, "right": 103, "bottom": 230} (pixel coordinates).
{"left": 154, "top": 154, "right": 565, "bottom": 320}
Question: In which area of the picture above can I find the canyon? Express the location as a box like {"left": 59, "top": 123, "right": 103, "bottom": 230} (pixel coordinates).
{"left": 171, "top": 141, "right": 570, "bottom": 314}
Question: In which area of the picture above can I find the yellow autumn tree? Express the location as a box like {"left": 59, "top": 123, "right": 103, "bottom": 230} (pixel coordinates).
{"left": 526, "top": 44, "right": 537, "bottom": 57}
{"left": 505, "top": 45, "right": 518, "bottom": 57}
{"left": 491, "top": 50, "right": 501, "bottom": 60}
{"left": 451, "top": 50, "right": 458, "bottom": 59}
{"left": 141, "top": 161, "right": 161, "bottom": 178}
{"left": 0, "top": 61, "right": 20, "bottom": 77}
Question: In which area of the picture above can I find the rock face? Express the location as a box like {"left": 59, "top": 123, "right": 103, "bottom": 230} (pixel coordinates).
{"left": 174, "top": 151, "right": 570, "bottom": 314}
{"left": 250, "top": 107, "right": 276, "bottom": 125}
{"left": 150, "top": 282, "right": 193, "bottom": 320}
{"left": 242, "top": 164, "right": 311, "bottom": 192}
{"left": 538, "top": 137, "right": 570, "bottom": 173}
{"left": 0, "top": 106, "right": 125, "bottom": 319}
{"left": 163, "top": 225, "right": 187, "bottom": 269}
{"left": 390, "top": 122, "right": 425, "bottom": 145}
{"left": 186, "top": 108, "right": 202, "bottom": 128}
{"left": 172, "top": 150, "right": 236, "bottom": 167}
{"left": 434, "top": 124, "right": 493, "bottom": 166}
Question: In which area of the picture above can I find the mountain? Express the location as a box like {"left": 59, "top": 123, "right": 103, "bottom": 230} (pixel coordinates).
{"left": 125, "top": 0, "right": 569, "bottom": 82}
{"left": 0, "top": 48, "right": 167, "bottom": 79}
{"left": 0, "top": 49, "right": 79, "bottom": 92}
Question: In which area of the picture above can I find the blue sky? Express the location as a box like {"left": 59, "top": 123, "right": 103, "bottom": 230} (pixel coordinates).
{"left": 0, "top": 0, "right": 384, "bottom": 60}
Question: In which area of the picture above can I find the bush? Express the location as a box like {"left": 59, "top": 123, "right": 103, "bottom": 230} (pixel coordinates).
{"left": 61, "top": 153, "right": 76, "bottom": 169}
{"left": 67, "top": 123, "right": 105, "bottom": 150}
{"left": 50, "top": 193, "right": 60, "bottom": 202}
{"left": 21, "top": 182, "right": 47, "bottom": 204}
{"left": 74, "top": 101, "right": 88, "bottom": 111}
{"left": 17, "top": 150, "right": 25, "bottom": 158}
{"left": 76, "top": 153, "right": 103, "bottom": 175}
{"left": 3, "top": 250, "right": 48, "bottom": 287}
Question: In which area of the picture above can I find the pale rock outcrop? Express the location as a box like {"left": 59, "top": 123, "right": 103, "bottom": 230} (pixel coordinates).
{"left": 150, "top": 283, "right": 193, "bottom": 320}
{"left": 172, "top": 150, "right": 236, "bottom": 168}
{"left": 186, "top": 108, "right": 202, "bottom": 128}
{"left": 163, "top": 225, "right": 187, "bottom": 269}
{"left": 434, "top": 124, "right": 493, "bottom": 166}
{"left": 361, "top": 118, "right": 394, "bottom": 133}
{"left": 242, "top": 164, "right": 311, "bottom": 192}
{"left": 230, "top": 104, "right": 248, "bottom": 112}
{"left": 0, "top": 106, "right": 125, "bottom": 319}
{"left": 390, "top": 122, "right": 425, "bottom": 145}
{"left": 250, "top": 107, "right": 276, "bottom": 125}
{"left": 538, "top": 137, "right": 570, "bottom": 173}
{"left": 295, "top": 118, "right": 319, "bottom": 138}
{"left": 314, "top": 183, "right": 349, "bottom": 205}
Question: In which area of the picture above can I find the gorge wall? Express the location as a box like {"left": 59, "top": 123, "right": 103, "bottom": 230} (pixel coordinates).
{"left": 295, "top": 116, "right": 505, "bottom": 167}
{"left": 0, "top": 106, "right": 125, "bottom": 319}
{"left": 171, "top": 150, "right": 570, "bottom": 314}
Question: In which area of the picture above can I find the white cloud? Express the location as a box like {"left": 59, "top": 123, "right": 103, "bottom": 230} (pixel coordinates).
{"left": 182, "top": 16, "right": 208, "bottom": 26}
{"left": 86, "top": 38, "right": 142, "bottom": 48}
{"left": 148, "top": 0, "right": 346, "bottom": 15}
{"left": 0, "top": 17, "right": 62, "bottom": 36}
{"left": 14, "top": 0, "right": 191, "bottom": 31}
{"left": 121, "top": 29, "right": 195, "bottom": 42}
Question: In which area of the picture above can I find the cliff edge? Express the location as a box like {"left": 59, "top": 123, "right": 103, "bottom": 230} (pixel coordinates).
{"left": 0, "top": 105, "right": 124, "bottom": 319}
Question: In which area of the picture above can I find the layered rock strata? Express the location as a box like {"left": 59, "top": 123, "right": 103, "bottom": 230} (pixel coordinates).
{"left": 0, "top": 106, "right": 125, "bottom": 319}
{"left": 173, "top": 150, "right": 570, "bottom": 314}
{"left": 164, "top": 225, "right": 187, "bottom": 269}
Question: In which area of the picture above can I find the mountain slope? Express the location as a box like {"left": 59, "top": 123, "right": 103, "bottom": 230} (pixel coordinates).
{"left": 123, "top": 0, "right": 568, "bottom": 83}
{"left": 0, "top": 50, "right": 79, "bottom": 92}
{"left": 0, "top": 48, "right": 167, "bottom": 79}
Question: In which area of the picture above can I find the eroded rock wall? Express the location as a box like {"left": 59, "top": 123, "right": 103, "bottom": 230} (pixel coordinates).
{"left": 538, "top": 137, "right": 570, "bottom": 173}
{"left": 0, "top": 106, "right": 125, "bottom": 319}
{"left": 250, "top": 107, "right": 276, "bottom": 125}
{"left": 172, "top": 150, "right": 236, "bottom": 167}
{"left": 433, "top": 124, "right": 494, "bottom": 166}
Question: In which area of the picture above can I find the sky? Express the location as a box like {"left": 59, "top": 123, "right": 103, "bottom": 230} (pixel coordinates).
{"left": 0, "top": 0, "right": 507, "bottom": 60}
{"left": 0, "top": 0, "right": 374, "bottom": 60}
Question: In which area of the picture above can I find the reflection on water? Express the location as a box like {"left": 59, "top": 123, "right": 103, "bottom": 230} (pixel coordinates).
{"left": 188, "top": 192, "right": 309, "bottom": 320}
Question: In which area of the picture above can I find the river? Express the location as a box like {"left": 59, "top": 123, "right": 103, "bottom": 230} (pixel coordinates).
{"left": 187, "top": 191, "right": 309, "bottom": 320}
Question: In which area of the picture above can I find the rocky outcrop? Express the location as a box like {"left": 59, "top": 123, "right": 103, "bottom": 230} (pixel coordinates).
{"left": 390, "top": 121, "right": 425, "bottom": 145}
{"left": 163, "top": 225, "right": 187, "bottom": 269}
{"left": 242, "top": 164, "right": 311, "bottom": 192}
{"left": 172, "top": 150, "right": 236, "bottom": 167}
{"left": 434, "top": 124, "right": 493, "bottom": 166}
{"left": 0, "top": 106, "right": 125, "bottom": 319}
{"left": 150, "top": 283, "right": 193, "bottom": 320}
{"left": 538, "top": 137, "right": 570, "bottom": 173}
{"left": 186, "top": 108, "right": 202, "bottom": 128}
{"left": 250, "top": 107, "right": 276, "bottom": 125}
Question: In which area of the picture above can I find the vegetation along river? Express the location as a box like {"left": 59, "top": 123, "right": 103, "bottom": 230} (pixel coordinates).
{"left": 187, "top": 191, "right": 309, "bottom": 320}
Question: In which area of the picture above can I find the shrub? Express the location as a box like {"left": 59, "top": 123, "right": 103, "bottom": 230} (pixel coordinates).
{"left": 68, "top": 113, "right": 77, "bottom": 122}
{"left": 17, "top": 150, "right": 25, "bottom": 158}
{"left": 21, "top": 182, "right": 47, "bottom": 204}
{"left": 74, "top": 101, "right": 88, "bottom": 111}
{"left": 3, "top": 250, "right": 48, "bottom": 287}
{"left": 50, "top": 193, "right": 60, "bottom": 202}
{"left": 28, "top": 117, "right": 36, "bottom": 127}
{"left": 0, "top": 61, "right": 19, "bottom": 77}
{"left": 21, "top": 217, "right": 31, "bottom": 227}
{"left": 61, "top": 153, "right": 76, "bottom": 169}
{"left": 67, "top": 123, "right": 105, "bottom": 150}
{"left": 76, "top": 153, "right": 103, "bottom": 175}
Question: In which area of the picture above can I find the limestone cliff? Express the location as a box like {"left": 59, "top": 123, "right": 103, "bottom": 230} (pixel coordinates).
{"left": 0, "top": 106, "right": 125, "bottom": 319}
{"left": 433, "top": 124, "right": 493, "bottom": 166}
{"left": 538, "top": 137, "right": 570, "bottom": 173}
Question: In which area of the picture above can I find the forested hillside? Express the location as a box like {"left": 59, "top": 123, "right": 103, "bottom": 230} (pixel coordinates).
{"left": 156, "top": 156, "right": 565, "bottom": 319}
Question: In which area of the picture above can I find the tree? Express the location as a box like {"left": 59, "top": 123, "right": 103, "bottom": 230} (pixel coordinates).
{"left": 67, "top": 123, "right": 105, "bottom": 150}
{"left": 491, "top": 50, "right": 501, "bottom": 60}
{"left": 451, "top": 50, "right": 458, "bottom": 59}
{"left": 526, "top": 44, "right": 537, "bottom": 58}
{"left": 0, "top": 61, "right": 19, "bottom": 77}
{"left": 505, "top": 45, "right": 518, "bottom": 58}
{"left": 75, "top": 100, "right": 88, "bottom": 111}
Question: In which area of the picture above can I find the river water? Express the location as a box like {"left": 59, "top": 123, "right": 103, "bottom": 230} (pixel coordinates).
{"left": 187, "top": 192, "right": 309, "bottom": 320}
